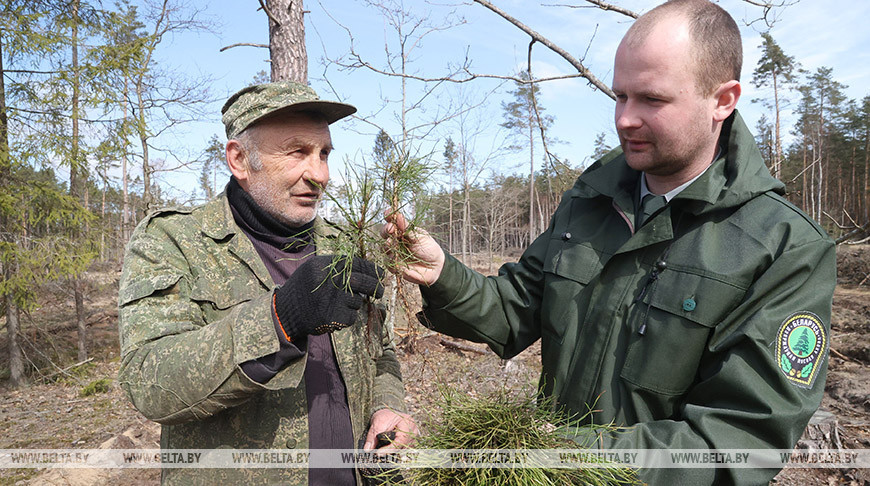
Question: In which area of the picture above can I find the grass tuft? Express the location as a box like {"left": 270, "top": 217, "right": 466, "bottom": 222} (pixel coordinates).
{"left": 370, "top": 387, "right": 641, "bottom": 486}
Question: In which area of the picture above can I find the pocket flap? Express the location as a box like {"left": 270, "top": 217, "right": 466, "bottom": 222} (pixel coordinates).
{"left": 119, "top": 274, "right": 183, "bottom": 306}
{"left": 543, "top": 242, "right": 602, "bottom": 285}
{"left": 647, "top": 270, "right": 744, "bottom": 328}
{"left": 189, "top": 277, "right": 252, "bottom": 310}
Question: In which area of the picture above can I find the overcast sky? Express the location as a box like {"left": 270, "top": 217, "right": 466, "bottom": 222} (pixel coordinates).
{"left": 145, "top": 0, "right": 870, "bottom": 201}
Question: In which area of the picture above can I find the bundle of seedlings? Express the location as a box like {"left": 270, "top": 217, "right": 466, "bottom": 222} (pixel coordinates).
{"left": 319, "top": 132, "right": 434, "bottom": 352}
{"left": 371, "top": 387, "right": 641, "bottom": 486}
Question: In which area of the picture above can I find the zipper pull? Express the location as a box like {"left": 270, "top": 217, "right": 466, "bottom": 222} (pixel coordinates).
{"left": 637, "top": 260, "right": 667, "bottom": 336}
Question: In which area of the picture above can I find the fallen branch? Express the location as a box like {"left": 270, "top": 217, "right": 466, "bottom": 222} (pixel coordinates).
{"left": 835, "top": 220, "right": 870, "bottom": 244}
{"left": 830, "top": 347, "right": 860, "bottom": 365}
{"left": 440, "top": 338, "right": 488, "bottom": 355}
{"left": 40, "top": 358, "right": 94, "bottom": 382}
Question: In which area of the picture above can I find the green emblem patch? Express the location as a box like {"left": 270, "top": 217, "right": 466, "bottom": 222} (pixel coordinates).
{"left": 776, "top": 312, "right": 827, "bottom": 389}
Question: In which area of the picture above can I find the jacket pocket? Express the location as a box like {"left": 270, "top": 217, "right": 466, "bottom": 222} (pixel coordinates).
{"left": 620, "top": 269, "right": 744, "bottom": 396}
{"left": 541, "top": 241, "right": 602, "bottom": 343}
{"left": 189, "top": 277, "right": 253, "bottom": 323}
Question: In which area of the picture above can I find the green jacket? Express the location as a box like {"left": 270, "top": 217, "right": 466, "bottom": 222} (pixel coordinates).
{"left": 421, "top": 112, "right": 835, "bottom": 485}
{"left": 117, "top": 193, "right": 406, "bottom": 485}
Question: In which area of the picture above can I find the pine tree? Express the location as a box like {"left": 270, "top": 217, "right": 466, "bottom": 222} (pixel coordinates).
{"left": 753, "top": 32, "right": 796, "bottom": 180}
{"left": 199, "top": 135, "right": 227, "bottom": 200}
{"left": 794, "top": 328, "right": 811, "bottom": 356}
{"left": 501, "top": 72, "right": 554, "bottom": 242}
{"left": 1, "top": 0, "right": 96, "bottom": 386}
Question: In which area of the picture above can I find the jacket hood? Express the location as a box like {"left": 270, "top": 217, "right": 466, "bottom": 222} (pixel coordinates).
{"left": 575, "top": 110, "right": 784, "bottom": 216}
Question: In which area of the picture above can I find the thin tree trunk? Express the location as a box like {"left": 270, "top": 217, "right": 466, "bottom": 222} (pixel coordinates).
{"left": 0, "top": 34, "right": 23, "bottom": 387}
{"left": 265, "top": 0, "right": 307, "bottom": 83}
{"left": 136, "top": 77, "right": 152, "bottom": 217}
{"left": 5, "top": 282, "right": 25, "bottom": 387}
{"left": 802, "top": 139, "right": 808, "bottom": 212}
{"left": 528, "top": 122, "right": 535, "bottom": 241}
{"left": 122, "top": 75, "right": 130, "bottom": 241}
{"left": 101, "top": 168, "right": 107, "bottom": 261}
{"left": 70, "top": 0, "right": 88, "bottom": 362}
{"left": 773, "top": 70, "right": 783, "bottom": 180}
{"left": 864, "top": 127, "right": 870, "bottom": 222}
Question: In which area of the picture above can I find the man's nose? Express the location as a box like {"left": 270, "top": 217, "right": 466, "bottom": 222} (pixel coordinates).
{"left": 302, "top": 155, "right": 329, "bottom": 187}
{"left": 615, "top": 100, "right": 642, "bottom": 131}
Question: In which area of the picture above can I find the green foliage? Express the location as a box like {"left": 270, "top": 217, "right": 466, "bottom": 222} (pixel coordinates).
{"left": 752, "top": 32, "right": 797, "bottom": 91}
{"left": 592, "top": 132, "right": 612, "bottom": 161}
{"left": 800, "top": 363, "right": 813, "bottom": 378}
{"left": 780, "top": 355, "right": 792, "bottom": 373}
{"left": 80, "top": 377, "right": 112, "bottom": 396}
{"left": 200, "top": 134, "right": 228, "bottom": 200}
{"left": 374, "top": 387, "right": 639, "bottom": 486}
{"left": 322, "top": 131, "right": 434, "bottom": 286}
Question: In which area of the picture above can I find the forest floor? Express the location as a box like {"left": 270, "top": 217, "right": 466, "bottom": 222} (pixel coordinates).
{"left": 1, "top": 247, "right": 869, "bottom": 485}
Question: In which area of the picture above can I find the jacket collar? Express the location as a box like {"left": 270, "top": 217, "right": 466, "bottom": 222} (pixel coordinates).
{"left": 197, "top": 191, "right": 337, "bottom": 286}
{"left": 573, "top": 110, "right": 784, "bottom": 216}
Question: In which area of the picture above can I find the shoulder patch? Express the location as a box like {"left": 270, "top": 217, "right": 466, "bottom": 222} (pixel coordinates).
{"left": 776, "top": 312, "right": 828, "bottom": 389}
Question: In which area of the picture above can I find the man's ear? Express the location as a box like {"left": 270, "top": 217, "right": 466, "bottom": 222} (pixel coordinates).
{"left": 712, "top": 80, "right": 741, "bottom": 122}
{"left": 226, "top": 139, "right": 250, "bottom": 183}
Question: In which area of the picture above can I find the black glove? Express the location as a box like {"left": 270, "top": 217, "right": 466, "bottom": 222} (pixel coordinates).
{"left": 273, "top": 255, "right": 385, "bottom": 342}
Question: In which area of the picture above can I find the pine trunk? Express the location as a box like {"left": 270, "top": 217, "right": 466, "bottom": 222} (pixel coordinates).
{"left": 122, "top": 76, "right": 130, "bottom": 239}
{"left": 265, "top": 0, "right": 307, "bottom": 83}
{"left": 5, "top": 286, "right": 25, "bottom": 387}
{"left": 70, "top": 0, "right": 88, "bottom": 362}
{"left": 773, "top": 71, "right": 783, "bottom": 180}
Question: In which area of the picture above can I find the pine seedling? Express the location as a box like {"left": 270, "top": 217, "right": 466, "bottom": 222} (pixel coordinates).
{"left": 369, "top": 387, "right": 641, "bottom": 486}
{"left": 321, "top": 131, "right": 435, "bottom": 350}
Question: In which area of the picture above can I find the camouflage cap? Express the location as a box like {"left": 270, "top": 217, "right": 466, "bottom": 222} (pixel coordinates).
{"left": 221, "top": 81, "right": 357, "bottom": 139}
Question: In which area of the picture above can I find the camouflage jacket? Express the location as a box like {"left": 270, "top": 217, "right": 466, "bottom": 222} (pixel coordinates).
{"left": 117, "top": 193, "right": 406, "bottom": 485}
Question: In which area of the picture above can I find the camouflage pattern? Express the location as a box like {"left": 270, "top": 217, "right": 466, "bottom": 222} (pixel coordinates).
{"left": 221, "top": 81, "right": 357, "bottom": 139}
{"left": 117, "top": 193, "right": 405, "bottom": 485}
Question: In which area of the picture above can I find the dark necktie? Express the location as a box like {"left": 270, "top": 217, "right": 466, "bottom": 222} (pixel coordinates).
{"left": 638, "top": 193, "right": 667, "bottom": 228}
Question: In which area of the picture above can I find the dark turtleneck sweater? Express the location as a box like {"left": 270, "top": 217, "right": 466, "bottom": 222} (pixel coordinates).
{"left": 227, "top": 177, "right": 356, "bottom": 486}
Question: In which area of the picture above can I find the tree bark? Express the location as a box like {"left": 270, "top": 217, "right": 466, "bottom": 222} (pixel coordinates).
{"left": 70, "top": 0, "right": 88, "bottom": 362}
{"left": 122, "top": 75, "right": 130, "bottom": 241}
{"left": 5, "top": 284, "right": 25, "bottom": 387}
{"left": 265, "top": 0, "right": 307, "bottom": 83}
{"left": 773, "top": 70, "right": 782, "bottom": 180}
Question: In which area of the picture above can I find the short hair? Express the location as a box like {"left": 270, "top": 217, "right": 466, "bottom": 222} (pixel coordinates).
{"left": 625, "top": 0, "right": 742, "bottom": 95}
{"left": 236, "top": 128, "right": 263, "bottom": 171}
{"left": 233, "top": 110, "right": 329, "bottom": 172}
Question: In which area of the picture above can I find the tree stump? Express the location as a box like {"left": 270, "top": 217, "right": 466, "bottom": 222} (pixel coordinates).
{"left": 795, "top": 410, "right": 842, "bottom": 450}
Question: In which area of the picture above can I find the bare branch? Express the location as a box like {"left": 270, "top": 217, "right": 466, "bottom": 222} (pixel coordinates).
{"left": 220, "top": 42, "right": 269, "bottom": 52}
{"left": 583, "top": 0, "right": 638, "bottom": 18}
{"left": 473, "top": 0, "right": 615, "bottom": 99}
{"left": 739, "top": 0, "right": 799, "bottom": 29}
{"left": 526, "top": 40, "right": 562, "bottom": 175}
{"left": 543, "top": 1, "right": 638, "bottom": 18}
{"left": 333, "top": 50, "right": 589, "bottom": 85}
{"left": 258, "top": 0, "right": 281, "bottom": 26}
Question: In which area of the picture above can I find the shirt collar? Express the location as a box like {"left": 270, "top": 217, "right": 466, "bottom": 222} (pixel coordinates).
{"left": 639, "top": 145, "right": 723, "bottom": 202}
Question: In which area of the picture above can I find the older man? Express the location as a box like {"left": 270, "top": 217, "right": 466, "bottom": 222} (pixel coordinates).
{"left": 385, "top": 1, "right": 835, "bottom": 484}
{"left": 119, "top": 81, "right": 414, "bottom": 485}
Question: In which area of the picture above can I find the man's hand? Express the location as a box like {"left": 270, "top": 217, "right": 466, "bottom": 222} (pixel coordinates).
{"left": 273, "top": 255, "right": 384, "bottom": 341}
{"left": 363, "top": 408, "right": 418, "bottom": 451}
{"left": 381, "top": 212, "right": 445, "bottom": 286}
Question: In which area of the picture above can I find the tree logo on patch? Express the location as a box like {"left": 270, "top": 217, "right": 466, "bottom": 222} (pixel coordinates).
{"left": 776, "top": 312, "right": 827, "bottom": 389}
